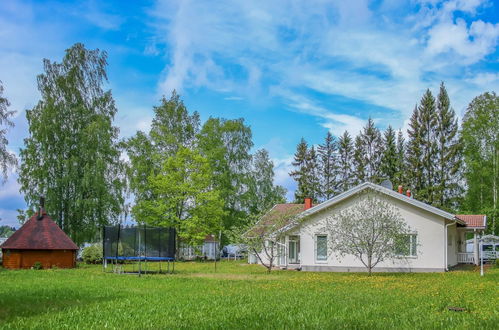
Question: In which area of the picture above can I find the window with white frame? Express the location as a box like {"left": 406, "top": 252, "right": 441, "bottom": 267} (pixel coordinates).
{"left": 396, "top": 234, "right": 417, "bottom": 257}
{"left": 316, "top": 235, "right": 328, "bottom": 261}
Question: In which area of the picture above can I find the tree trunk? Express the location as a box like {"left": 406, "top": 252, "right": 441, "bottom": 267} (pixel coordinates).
{"left": 367, "top": 256, "right": 372, "bottom": 276}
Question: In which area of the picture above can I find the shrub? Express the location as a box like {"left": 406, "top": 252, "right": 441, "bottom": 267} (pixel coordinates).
{"left": 32, "top": 261, "right": 42, "bottom": 270}
{"left": 82, "top": 244, "right": 103, "bottom": 264}
{"left": 495, "top": 258, "right": 499, "bottom": 268}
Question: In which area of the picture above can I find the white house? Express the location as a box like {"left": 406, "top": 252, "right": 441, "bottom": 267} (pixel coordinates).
{"left": 249, "top": 182, "right": 486, "bottom": 272}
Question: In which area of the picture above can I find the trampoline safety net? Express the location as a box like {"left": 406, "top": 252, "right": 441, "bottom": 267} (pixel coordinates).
{"left": 103, "top": 225, "right": 176, "bottom": 261}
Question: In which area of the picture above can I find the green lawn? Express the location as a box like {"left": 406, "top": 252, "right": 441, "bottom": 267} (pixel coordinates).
{"left": 0, "top": 261, "right": 498, "bottom": 329}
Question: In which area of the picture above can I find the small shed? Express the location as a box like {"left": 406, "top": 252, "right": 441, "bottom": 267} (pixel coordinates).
{"left": 0, "top": 208, "right": 78, "bottom": 269}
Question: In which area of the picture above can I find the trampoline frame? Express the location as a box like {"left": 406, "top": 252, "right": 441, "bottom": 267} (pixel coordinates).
{"left": 102, "top": 224, "right": 176, "bottom": 276}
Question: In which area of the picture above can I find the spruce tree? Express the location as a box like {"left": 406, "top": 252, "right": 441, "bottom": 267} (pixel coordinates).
{"left": 381, "top": 125, "right": 398, "bottom": 184}
{"left": 355, "top": 118, "right": 383, "bottom": 184}
{"left": 394, "top": 129, "right": 406, "bottom": 186}
{"left": 435, "top": 82, "right": 462, "bottom": 210}
{"left": 306, "top": 146, "right": 321, "bottom": 202}
{"left": 353, "top": 135, "right": 366, "bottom": 185}
{"left": 337, "top": 131, "right": 354, "bottom": 192}
{"left": 406, "top": 104, "right": 423, "bottom": 195}
{"left": 417, "top": 89, "right": 438, "bottom": 204}
{"left": 318, "top": 131, "right": 338, "bottom": 200}
{"left": 290, "top": 138, "right": 310, "bottom": 202}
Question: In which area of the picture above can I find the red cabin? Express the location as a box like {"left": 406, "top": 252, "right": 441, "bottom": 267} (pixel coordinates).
{"left": 0, "top": 209, "right": 78, "bottom": 269}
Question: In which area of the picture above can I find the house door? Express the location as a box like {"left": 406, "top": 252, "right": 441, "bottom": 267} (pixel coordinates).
{"left": 288, "top": 236, "right": 300, "bottom": 264}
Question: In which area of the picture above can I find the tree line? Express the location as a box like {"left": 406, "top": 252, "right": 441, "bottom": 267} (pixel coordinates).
{"left": 290, "top": 83, "right": 499, "bottom": 234}
{"left": 0, "top": 43, "right": 497, "bottom": 244}
{"left": 0, "top": 44, "right": 285, "bottom": 246}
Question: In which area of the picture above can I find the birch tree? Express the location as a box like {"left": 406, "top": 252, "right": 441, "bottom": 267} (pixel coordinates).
{"left": 0, "top": 81, "right": 16, "bottom": 183}
{"left": 18, "top": 43, "right": 125, "bottom": 245}
{"left": 461, "top": 92, "right": 499, "bottom": 234}
{"left": 323, "top": 191, "right": 410, "bottom": 274}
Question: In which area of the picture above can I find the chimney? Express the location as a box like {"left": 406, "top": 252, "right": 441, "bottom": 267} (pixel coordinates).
{"left": 304, "top": 197, "right": 313, "bottom": 210}
{"left": 398, "top": 185, "right": 403, "bottom": 194}
{"left": 406, "top": 189, "right": 411, "bottom": 198}
{"left": 37, "top": 195, "right": 45, "bottom": 220}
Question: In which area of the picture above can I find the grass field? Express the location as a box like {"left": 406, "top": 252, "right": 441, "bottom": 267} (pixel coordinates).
{"left": 0, "top": 261, "right": 498, "bottom": 329}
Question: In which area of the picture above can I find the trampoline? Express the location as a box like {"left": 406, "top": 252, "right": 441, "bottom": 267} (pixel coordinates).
{"left": 103, "top": 224, "right": 176, "bottom": 275}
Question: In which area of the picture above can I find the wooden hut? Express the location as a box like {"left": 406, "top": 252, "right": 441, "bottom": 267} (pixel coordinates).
{"left": 0, "top": 202, "right": 78, "bottom": 269}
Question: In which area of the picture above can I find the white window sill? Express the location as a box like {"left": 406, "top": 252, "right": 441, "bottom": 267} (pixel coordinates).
{"left": 315, "top": 259, "right": 328, "bottom": 264}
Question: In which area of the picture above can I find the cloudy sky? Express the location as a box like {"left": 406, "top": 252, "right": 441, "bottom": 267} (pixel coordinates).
{"left": 0, "top": 0, "right": 498, "bottom": 227}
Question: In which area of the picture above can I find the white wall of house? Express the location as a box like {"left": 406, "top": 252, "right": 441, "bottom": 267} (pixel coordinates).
{"left": 286, "top": 192, "right": 449, "bottom": 272}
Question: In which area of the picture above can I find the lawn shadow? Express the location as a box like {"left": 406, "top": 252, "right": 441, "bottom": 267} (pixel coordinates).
{"left": 0, "top": 286, "right": 123, "bottom": 323}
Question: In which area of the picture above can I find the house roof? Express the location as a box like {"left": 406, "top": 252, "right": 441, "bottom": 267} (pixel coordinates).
{"left": 246, "top": 204, "right": 307, "bottom": 237}
{"left": 455, "top": 215, "right": 486, "bottom": 228}
{"left": 271, "top": 182, "right": 470, "bottom": 235}
{"left": 0, "top": 212, "right": 78, "bottom": 250}
{"left": 254, "top": 182, "right": 488, "bottom": 237}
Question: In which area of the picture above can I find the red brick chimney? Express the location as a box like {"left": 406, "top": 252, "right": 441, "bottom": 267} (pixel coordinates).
{"left": 304, "top": 197, "right": 313, "bottom": 210}
{"left": 398, "top": 185, "right": 403, "bottom": 194}
{"left": 406, "top": 189, "right": 411, "bottom": 198}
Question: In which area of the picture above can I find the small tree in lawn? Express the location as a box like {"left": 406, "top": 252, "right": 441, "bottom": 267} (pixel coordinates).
{"left": 324, "top": 191, "right": 411, "bottom": 275}
{"left": 235, "top": 205, "right": 302, "bottom": 273}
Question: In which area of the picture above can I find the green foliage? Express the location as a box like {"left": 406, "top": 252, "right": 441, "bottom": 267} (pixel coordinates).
{"left": 82, "top": 244, "right": 103, "bottom": 264}
{"left": 354, "top": 118, "right": 384, "bottom": 184}
{"left": 413, "top": 89, "right": 438, "bottom": 203}
{"left": 461, "top": 92, "right": 499, "bottom": 234}
{"left": 0, "top": 225, "right": 15, "bottom": 238}
{"left": 198, "top": 117, "right": 253, "bottom": 230}
{"left": 133, "top": 147, "right": 225, "bottom": 247}
{"left": 18, "top": 43, "right": 125, "bottom": 245}
{"left": 0, "top": 80, "right": 17, "bottom": 183}
{"left": 381, "top": 125, "right": 398, "bottom": 183}
{"left": 246, "top": 149, "right": 286, "bottom": 215}
{"left": 435, "top": 82, "right": 462, "bottom": 211}
{"left": 318, "top": 131, "right": 338, "bottom": 200}
{"left": 337, "top": 131, "right": 354, "bottom": 192}
{"left": 290, "top": 138, "right": 320, "bottom": 203}
{"left": 32, "top": 262, "right": 42, "bottom": 270}
{"left": 0, "top": 262, "right": 497, "bottom": 328}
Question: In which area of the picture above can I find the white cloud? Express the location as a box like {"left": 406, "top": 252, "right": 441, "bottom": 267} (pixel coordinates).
{"left": 149, "top": 0, "right": 498, "bottom": 133}
{"left": 427, "top": 19, "right": 499, "bottom": 63}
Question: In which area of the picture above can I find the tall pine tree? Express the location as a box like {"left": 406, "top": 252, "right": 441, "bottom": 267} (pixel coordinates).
{"left": 337, "top": 131, "right": 354, "bottom": 192}
{"left": 417, "top": 89, "right": 438, "bottom": 204}
{"left": 354, "top": 118, "right": 383, "bottom": 184}
{"left": 306, "top": 146, "right": 321, "bottom": 202}
{"left": 381, "top": 125, "right": 398, "bottom": 183}
{"left": 318, "top": 131, "right": 338, "bottom": 200}
{"left": 290, "top": 138, "right": 310, "bottom": 202}
{"left": 394, "top": 129, "right": 406, "bottom": 187}
{"left": 435, "top": 82, "right": 462, "bottom": 211}
{"left": 406, "top": 104, "right": 423, "bottom": 195}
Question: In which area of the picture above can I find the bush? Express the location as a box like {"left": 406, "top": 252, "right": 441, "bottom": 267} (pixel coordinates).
{"left": 82, "top": 244, "right": 103, "bottom": 264}
{"left": 495, "top": 258, "right": 499, "bottom": 268}
{"left": 32, "top": 261, "right": 42, "bottom": 270}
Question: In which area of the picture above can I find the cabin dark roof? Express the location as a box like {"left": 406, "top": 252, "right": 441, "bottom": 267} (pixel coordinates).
{"left": 0, "top": 212, "right": 78, "bottom": 250}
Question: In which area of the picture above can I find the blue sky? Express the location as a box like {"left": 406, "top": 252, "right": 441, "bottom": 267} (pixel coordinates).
{"left": 0, "top": 0, "right": 498, "bottom": 227}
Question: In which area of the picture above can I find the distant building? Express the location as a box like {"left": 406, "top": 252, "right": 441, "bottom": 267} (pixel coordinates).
{"left": 178, "top": 234, "right": 219, "bottom": 260}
